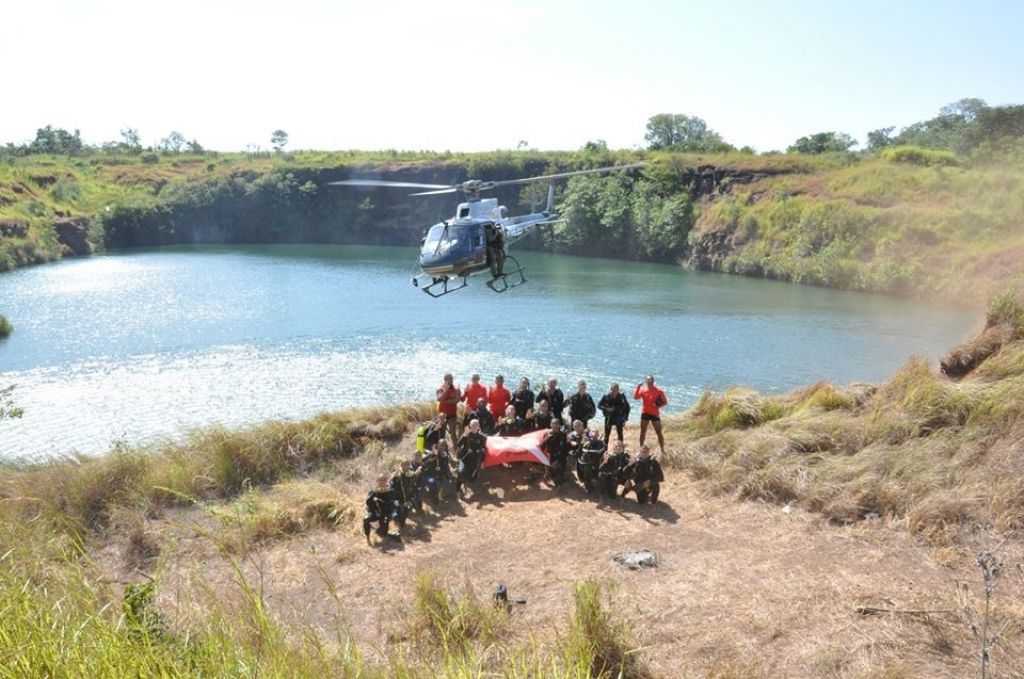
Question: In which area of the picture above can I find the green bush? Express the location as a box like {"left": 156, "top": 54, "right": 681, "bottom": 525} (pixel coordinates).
{"left": 0, "top": 313, "right": 11, "bottom": 338}
{"left": 880, "top": 145, "right": 959, "bottom": 167}
{"left": 140, "top": 152, "right": 159, "bottom": 165}
{"left": 987, "top": 289, "right": 1024, "bottom": 332}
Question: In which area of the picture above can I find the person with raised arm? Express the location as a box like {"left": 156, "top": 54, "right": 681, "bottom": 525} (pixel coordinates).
{"left": 634, "top": 375, "right": 667, "bottom": 455}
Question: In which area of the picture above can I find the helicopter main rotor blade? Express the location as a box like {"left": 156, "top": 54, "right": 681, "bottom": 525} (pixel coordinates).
{"left": 410, "top": 188, "right": 460, "bottom": 196}
{"left": 327, "top": 179, "right": 455, "bottom": 190}
{"left": 485, "top": 162, "right": 646, "bottom": 188}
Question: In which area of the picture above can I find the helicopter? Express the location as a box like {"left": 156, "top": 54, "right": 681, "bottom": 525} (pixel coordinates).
{"left": 329, "top": 163, "right": 644, "bottom": 298}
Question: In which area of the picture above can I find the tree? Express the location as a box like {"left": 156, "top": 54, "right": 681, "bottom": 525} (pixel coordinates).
{"left": 644, "top": 114, "right": 733, "bottom": 152}
{"left": 866, "top": 126, "right": 896, "bottom": 151}
{"left": 29, "top": 126, "right": 84, "bottom": 156}
{"left": 939, "top": 97, "right": 987, "bottom": 122}
{"left": 787, "top": 131, "right": 857, "bottom": 154}
{"left": 966, "top": 104, "right": 1024, "bottom": 151}
{"left": 271, "top": 129, "right": 289, "bottom": 152}
{"left": 185, "top": 139, "right": 204, "bottom": 153}
{"left": 121, "top": 127, "right": 142, "bottom": 152}
{"left": 158, "top": 131, "right": 186, "bottom": 153}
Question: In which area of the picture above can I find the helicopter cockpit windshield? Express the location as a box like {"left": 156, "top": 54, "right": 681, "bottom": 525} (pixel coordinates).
{"left": 421, "top": 223, "right": 472, "bottom": 258}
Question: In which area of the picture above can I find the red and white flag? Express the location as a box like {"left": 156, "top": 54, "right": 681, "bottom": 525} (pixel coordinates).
{"left": 483, "top": 430, "right": 550, "bottom": 468}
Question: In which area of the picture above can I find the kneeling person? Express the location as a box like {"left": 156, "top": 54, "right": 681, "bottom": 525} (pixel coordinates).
{"left": 363, "top": 474, "right": 402, "bottom": 543}
{"left": 627, "top": 445, "right": 664, "bottom": 504}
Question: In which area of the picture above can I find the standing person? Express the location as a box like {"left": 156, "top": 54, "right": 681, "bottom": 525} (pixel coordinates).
{"left": 536, "top": 378, "right": 565, "bottom": 423}
{"left": 390, "top": 460, "right": 422, "bottom": 516}
{"left": 510, "top": 377, "right": 535, "bottom": 420}
{"left": 567, "top": 380, "right": 596, "bottom": 429}
{"left": 542, "top": 418, "right": 570, "bottom": 486}
{"left": 488, "top": 375, "right": 511, "bottom": 421}
{"left": 624, "top": 445, "right": 664, "bottom": 504}
{"left": 416, "top": 413, "right": 448, "bottom": 454}
{"left": 461, "top": 373, "right": 488, "bottom": 412}
{"left": 598, "top": 383, "right": 631, "bottom": 444}
{"left": 463, "top": 396, "right": 495, "bottom": 435}
{"left": 634, "top": 375, "right": 668, "bottom": 455}
{"left": 436, "top": 373, "right": 461, "bottom": 447}
{"left": 455, "top": 419, "right": 487, "bottom": 495}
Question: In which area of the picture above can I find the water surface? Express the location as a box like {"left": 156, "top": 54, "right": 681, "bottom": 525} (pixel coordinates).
{"left": 0, "top": 245, "right": 977, "bottom": 461}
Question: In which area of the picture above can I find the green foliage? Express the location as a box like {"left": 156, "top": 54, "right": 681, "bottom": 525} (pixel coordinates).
{"left": 881, "top": 145, "right": 959, "bottom": 166}
{"left": 140, "top": 151, "right": 159, "bottom": 164}
{"left": 987, "top": 289, "right": 1024, "bottom": 332}
{"left": 787, "top": 131, "right": 857, "bottom": 154}
{"left": 565, "top": 580, "right": 639, "bottom": 679}
{"left": 644, "top": 113, "right": 733, "bottom": 152}
{"left": 0, "top": 312, "right": 11, "bottom": 338}
{"left": 51, "top": 175, "right": 83, "bottom": 202}
{"left": 0, "top": 383, "right": 23, "bottom": 420}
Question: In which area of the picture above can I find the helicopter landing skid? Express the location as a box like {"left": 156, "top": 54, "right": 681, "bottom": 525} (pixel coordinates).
{"left": 485, "top": 256, "right": 526, "bottom": 294}
{"left": 414, "top": 274, "right": 469, "bottom": 298}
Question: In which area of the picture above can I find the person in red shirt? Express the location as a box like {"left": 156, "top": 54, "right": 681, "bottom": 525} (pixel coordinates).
{"left": 436, "top": 373, "right": 460, "bottom": 446}
{"left": 461, "top": 373, "right": 488, "bottom": 412}
{"left": 634, "top": 375, "right": 668, "bottom": 455}
{"left": 487, "top": 374, "right": 511, "bottom": 421}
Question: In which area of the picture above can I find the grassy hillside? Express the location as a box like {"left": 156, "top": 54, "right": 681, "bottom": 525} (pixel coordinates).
{"left": 2, "top": 292, "right": 1024, "bottom": 676}
{"left": 2, "top": 146, "right": 1024, "bottom": 304}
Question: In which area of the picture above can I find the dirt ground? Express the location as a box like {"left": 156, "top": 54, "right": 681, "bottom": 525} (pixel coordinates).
{"left": 97, "top": 448, "right": 1024, "bottom": 678}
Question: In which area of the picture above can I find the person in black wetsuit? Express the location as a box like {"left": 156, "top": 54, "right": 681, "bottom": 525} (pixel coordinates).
{"left": 363, "top": 473, "right": 402, "bottom": 543}
{"left": 390, "top": 460, "right": 422, "bottom": 517}
{"left": 577, "top": 434, "right": 606, "bottom": 494}
{"left": 623, "top": 445, "right": 664, "bottom": 504}
{"left": 567, "top": 380, "right": 596, "bottom": 429}
{"left": 536, "top": 378, "right": 565, "bottom": 423}
{"left": 420, "top": 442, "right": 454, "bottom": 502}
{"left": 533, "top": 400, "right": 554, "bottom": 431}
{"left": 542, "top": 418, "right": 570, "bottom": 486}
{"left": 463, "top": 397, "right": 495, "bottom": 435}
{"left": 455, "top": 419, "right": 487, "bottom": 494}
{"left": 567, "top": 419, "right": 587, "bottom": 476}
{"left": 598, "top": 440, "right": 631, "bottom": 500}
{"left": 598, "top": 383, "right": 630, "bottom": 444}
{"left": 496, "top": 405, "right": 525, "bottom": 436}
{"left": 510, "top": 377, "right": 535, "bottom": 420}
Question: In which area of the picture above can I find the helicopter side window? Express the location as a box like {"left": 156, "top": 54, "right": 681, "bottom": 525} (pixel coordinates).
{"left": 458, "top": 206, "right": 470, "bottom": 219}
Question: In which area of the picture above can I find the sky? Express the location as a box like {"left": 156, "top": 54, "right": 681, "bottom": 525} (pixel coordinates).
{"left": 3, "top": 0, "right": 1023, "bottom": 153}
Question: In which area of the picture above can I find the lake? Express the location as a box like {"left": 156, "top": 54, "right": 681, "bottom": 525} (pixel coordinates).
{"left": 0, "top": 245, "right": 977, "bottom": 462}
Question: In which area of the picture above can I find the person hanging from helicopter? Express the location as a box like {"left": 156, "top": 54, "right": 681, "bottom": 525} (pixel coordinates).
{"left": 485, "top": 222, "right": 505, "bottom": 278}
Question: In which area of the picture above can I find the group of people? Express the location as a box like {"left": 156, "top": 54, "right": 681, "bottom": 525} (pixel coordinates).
{"left": 362, "top": 373, "right": 669, "bottom": 543}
